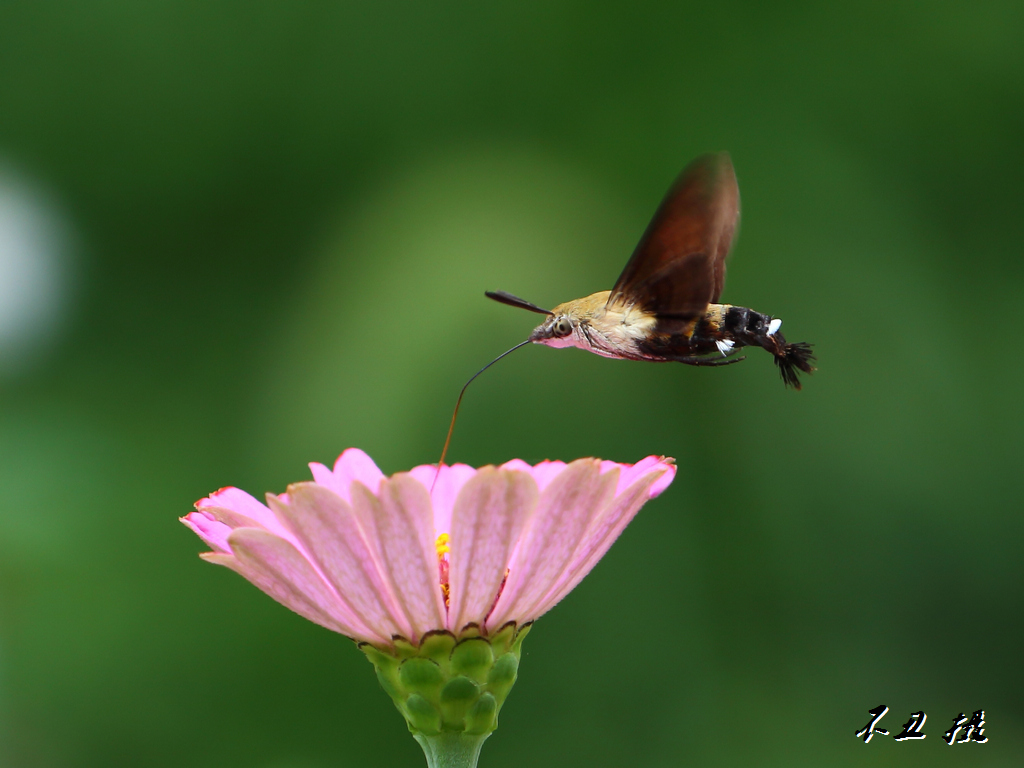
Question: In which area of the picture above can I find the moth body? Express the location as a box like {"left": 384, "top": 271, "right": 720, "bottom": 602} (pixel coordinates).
{"left": 532, "top": 293, "right": 808, "bottom": 384}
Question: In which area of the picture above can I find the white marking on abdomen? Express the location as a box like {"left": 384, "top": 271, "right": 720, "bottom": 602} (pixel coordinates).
{"left": 767, "top": 318, "right": 782, "bottom": 336}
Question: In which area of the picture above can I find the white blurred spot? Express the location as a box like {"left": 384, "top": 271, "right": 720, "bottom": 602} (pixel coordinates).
{"left": 715, "top": 339, "right": 734, "bottom": 356}
{"left": 0, "top": 165, "right": 74, "bottom": 376}
{"left": 767, "top": 318, "right": 782, "bottom": 336}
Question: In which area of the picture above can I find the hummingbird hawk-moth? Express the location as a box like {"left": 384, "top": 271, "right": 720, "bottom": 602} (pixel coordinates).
{"left": 435, "top": 153, "right": 815, "bottom": 469}
{"left": 486, "top": 152, "right": 815, "bottom": 388}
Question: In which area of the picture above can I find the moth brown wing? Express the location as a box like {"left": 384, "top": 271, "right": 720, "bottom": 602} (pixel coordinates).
{"left": 707, "top": 155, "right": 739, "bottom": 303}
{"left": 608, "top": 152, "right": 740, "bottom": 328}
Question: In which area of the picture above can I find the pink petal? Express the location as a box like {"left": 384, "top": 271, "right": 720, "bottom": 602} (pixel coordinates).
{"left": 220, "top": 529, "right": 385, "bottom": 643}
{"left": 309, "top": 462, "right": 341, "bottom": 493}
{"left": 196, "top": 487, "right": 291, "bottom": 539}
{"left": 608, "top": 456, "right": 676, "bottom": 497}
{"left": 648, "top": 465, "right": 675, "bottom": 497}
{"left": 181, "top": 511, "right": 233, "bottom": 553}
{"left": 524, "top": 460, "right": 568, "bottom": 492}
{"left": 529, "top": 467, "right": 668, "bottom": 618}
{"left": 497, "top": 459, "right": 533, "bottom": 473}
{"left": 271, "top": 484, "right": 413, "bottom": 641}
{"left": 447, "top": 468, "right": 538, "bottom": 633}
{"left": 352, "top": 476, "right": 447, "bottom": 641}
{"left": 406, "top": 464, "right": 438, "bottom": 491}
{"left": 327, "top": 448, "right": 386, "bottom": 503}
{"left": 406, "top": 463, "right": 477, "bottom": 536}
{"left": 499, "top": 458, "right": 572, "bottom": 492}
{"left": 194, "top": 505, "right": 265, "bottom": 533}
{"left": 487, "top": 459, "right": 617, "bottom": 628}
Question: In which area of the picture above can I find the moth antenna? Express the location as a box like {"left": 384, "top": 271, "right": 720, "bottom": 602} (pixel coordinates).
{"left": 485, "top": 290, "right": 553, "bottom": 315}
{"left": 433, "top": 339, "right": 533, "bottom": 492}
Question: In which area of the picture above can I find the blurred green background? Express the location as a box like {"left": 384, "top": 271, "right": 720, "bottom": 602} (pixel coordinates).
{"left": 0, "top": 1, "right": 1022, "bottom": 766}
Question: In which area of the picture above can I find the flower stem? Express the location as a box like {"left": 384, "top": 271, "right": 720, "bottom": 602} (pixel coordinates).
{"left": 413, "top": 732, "right": 489, "bottom": 768}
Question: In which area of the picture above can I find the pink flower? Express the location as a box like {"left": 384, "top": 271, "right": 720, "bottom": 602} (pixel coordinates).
{"left": 182, "top": 449, "right": 675, "bottom": 647}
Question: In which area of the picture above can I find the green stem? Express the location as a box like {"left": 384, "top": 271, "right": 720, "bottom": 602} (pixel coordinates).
{"left": 413, "top": 732, "right": 489, "bottom": 768}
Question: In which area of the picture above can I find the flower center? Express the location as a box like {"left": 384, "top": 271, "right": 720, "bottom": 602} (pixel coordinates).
{"left": 435, "top": 533, "right": 451, "bottom": 608}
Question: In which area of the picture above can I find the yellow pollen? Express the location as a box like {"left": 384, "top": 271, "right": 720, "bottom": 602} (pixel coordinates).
{"left": 435, "top": 533, "right": 451, "bottom": 556}
{"left": 436, "top": 533, "right": 451, "bottom": 609}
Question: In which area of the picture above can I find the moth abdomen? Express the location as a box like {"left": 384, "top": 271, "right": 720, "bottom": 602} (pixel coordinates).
{"left": 719, "top": 305, "right": 815, "bottom": 388}
{"left": 640, "top": 303, "right": 814, "bottom": 387}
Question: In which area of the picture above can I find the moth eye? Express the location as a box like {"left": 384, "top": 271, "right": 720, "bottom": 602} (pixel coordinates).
{"left": 554, "top": 317, "right": 572, "bottom": 337}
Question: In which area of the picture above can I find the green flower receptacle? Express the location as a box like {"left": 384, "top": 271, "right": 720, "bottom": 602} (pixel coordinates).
{"left": 358, "top": 622, "right": 531, "bottom": 738}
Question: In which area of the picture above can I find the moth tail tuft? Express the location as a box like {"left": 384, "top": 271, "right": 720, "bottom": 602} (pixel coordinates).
{"left": 774, "top": 342, "right": 815, "bottom": 389}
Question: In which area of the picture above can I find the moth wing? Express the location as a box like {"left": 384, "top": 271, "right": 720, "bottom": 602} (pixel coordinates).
{"left": 608, "top": 152, "right": 740, "bottom": 328}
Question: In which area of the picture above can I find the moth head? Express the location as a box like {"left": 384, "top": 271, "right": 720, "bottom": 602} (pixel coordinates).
{"left": 529, "top": 314, "right": 576, "bottom": 347}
